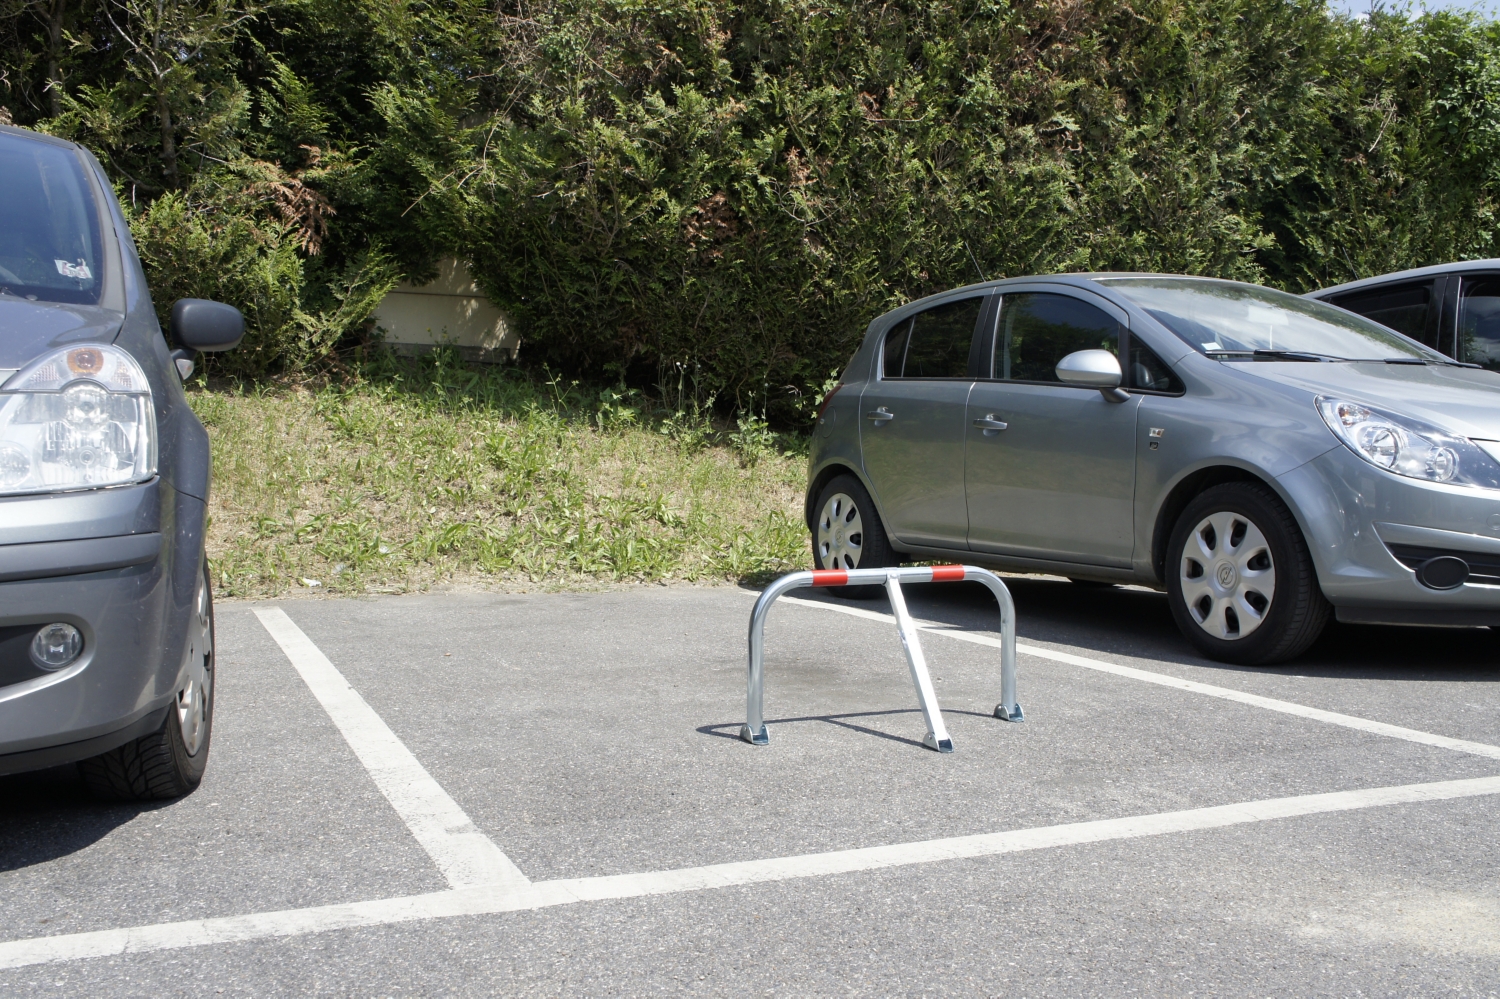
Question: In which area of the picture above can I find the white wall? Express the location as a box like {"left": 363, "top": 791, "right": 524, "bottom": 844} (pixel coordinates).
{"left": 371, "top": 258, "right": 519, "bottom": 360}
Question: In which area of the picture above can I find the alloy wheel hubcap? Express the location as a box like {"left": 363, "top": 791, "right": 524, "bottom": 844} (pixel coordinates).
{"left": 817, "top": 492, "right": 864, "bottom": 570}
{"left": 177, "top": 574, "right": 213, "bottom": 755}
{"left": 1180, "top": 511, "right": 1275, "bottom": 640}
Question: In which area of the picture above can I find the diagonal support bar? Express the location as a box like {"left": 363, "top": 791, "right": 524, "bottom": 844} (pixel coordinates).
{"left": 885, "top": 575, "right": 953, "bottom": 752}
{"left": 739, "top": 564, "right": 1021, "bottom": 752}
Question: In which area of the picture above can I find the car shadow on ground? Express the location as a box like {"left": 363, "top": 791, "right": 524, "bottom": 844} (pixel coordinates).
{"left": 775, "top": 576, "right": 1500, "bottom": 684}
{"left": 0, "top": 765, "right": 159, "bottom": 872}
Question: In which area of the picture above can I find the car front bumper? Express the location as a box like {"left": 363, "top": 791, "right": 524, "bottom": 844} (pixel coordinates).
{"left": 0, "top": 479, "right": 191, "bottom": 774}
{"left": 1281, "top": 445, "right": 1500, "bottom": 624}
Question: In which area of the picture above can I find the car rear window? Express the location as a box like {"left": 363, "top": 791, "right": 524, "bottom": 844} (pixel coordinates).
{"left": 1327, "top": 280, "right": 1436, "bottom": 346}
{"left": 882, "top": 297, "right": 983, "bottom": 379}
{"left": 0, "top": 132, "right": 104, "bottom": 307}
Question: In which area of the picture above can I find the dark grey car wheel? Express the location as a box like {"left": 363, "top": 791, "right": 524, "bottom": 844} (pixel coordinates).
{"left": 811, "top": 473, "right": 897, "bottom": 599}
{"left": 1166, "top": 483, "right": 1329, "bottom": 665}
{"left": 80, "top": 563, "right": 215, "bottom": 800}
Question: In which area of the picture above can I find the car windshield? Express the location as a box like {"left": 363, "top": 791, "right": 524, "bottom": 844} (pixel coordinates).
{"left": 0, "top": 132, "right": 104, "bottom": 306}
{"left": 1099, "top": 277, "right": 1444, "bottom": 362}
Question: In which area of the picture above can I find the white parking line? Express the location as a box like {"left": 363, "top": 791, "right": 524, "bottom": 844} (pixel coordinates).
{"left": 253, "top": 607, "right": 529, "bottom": 888}
{"left": 779, "top": 595, "right": 1500, "bottom": 761}
{"left": 3, "top": 773, "right": 1498, "bottom": 969}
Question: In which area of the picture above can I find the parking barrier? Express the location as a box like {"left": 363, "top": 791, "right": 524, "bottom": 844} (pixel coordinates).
{"left": 740, "top": 565, "right": 1021, "bottom": 752}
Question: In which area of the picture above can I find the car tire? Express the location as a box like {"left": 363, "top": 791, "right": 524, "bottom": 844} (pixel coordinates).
{"left": 811, "top": 473, "right": 899, "bottom": 600}
{"left": 1166, "top": 482, "right": 1329, "bottom": 665}
{"left": 80, "top": 563, "right": 215, "bottom": 800}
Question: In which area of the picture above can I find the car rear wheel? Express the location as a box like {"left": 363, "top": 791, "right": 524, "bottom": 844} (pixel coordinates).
{"left": 812, "top": 473, "right": 898, "bottom": 599}
{"left": 80, "top": 563, "right": 215, "bottom": 800}
{"left": 1166, "top": 483, "right": 1329, "bottom": 665}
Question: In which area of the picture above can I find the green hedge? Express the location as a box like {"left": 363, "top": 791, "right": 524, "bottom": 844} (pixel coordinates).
{"left": 5, "top": 0, "right": 1500, "bottom": 417}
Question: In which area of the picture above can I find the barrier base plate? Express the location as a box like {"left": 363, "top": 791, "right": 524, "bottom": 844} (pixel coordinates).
{"left": 994, "top": 702, "right": 1025, "bottom": 723}
{"left": 922, "top": 732, "right": 955, "bottom": 753}
{"left": 739, "top": 724, "right": 769, "bottom": 746}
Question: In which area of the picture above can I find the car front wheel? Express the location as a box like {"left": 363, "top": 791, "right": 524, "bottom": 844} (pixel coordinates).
{"left": 1166, "top": 483, "right": 1329, "bottom": 665}
{"left": 811, "top": 473, "right": 898, "bottom": 599}
{"left": 80, "top": 563, "right": 215, "bottom": 800}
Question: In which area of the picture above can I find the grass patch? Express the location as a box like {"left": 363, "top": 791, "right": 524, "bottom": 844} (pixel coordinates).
{"left": 190, "top": 352, "right": 811, "bottom": 598}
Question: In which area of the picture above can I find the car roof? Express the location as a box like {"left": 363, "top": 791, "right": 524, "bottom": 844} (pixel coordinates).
{"left": 874, "top": 271, "right": 1262, "bottom": 328}
{"left": 1306, "top": 260, "right": 1500, "bottom": 300}
{"left": 0, "top": 123, "right": 86, "bottom": 152}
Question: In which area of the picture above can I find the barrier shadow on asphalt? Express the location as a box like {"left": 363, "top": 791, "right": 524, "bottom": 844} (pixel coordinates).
{"left": 697, "top": 707, "right": 1000, "bottom": 750}
{"left": 781, "top": 576, "right": 1500, "bottom": 684}
{"left": 0, "top": 765, "right": 160, "bottom": 872}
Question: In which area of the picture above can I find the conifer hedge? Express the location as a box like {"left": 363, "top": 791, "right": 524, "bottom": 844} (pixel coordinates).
{"left": 4, "top": 0, "right": 1500, "bottom": 417}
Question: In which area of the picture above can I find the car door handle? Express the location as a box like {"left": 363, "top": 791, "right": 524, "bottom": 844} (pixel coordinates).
{"left": 866, "top": 407, "right": 894, "bottom": 423}
{"left": 973, "top": 414, "right": 1009, "bottom": 434}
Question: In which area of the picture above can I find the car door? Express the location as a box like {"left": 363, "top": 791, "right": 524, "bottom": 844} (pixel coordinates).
{"left": 859, "top": 294, "right": 989, "bottom": 550}
{"left": 964, "top": 290, "right": 1141, "bottom": 566}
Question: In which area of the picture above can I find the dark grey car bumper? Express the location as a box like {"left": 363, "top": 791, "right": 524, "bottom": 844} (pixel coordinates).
{"left": 0, "top": 480, "right": 186, "bottom": 769}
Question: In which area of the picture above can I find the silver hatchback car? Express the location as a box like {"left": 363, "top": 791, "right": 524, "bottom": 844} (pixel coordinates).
{"left": 807, "top": 274, "right": 1500, "bottom": 664}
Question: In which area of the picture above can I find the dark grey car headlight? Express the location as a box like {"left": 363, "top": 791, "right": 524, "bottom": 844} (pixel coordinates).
{"left": 0, "top": 345, "right": 156, "bottom": 495}
{"left": 1317, "top": 396, "right": 1500, "bottom": 488}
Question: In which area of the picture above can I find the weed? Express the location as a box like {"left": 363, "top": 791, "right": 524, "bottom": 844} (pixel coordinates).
{"left": 728, "top": 409, "right": 779, "bottom": 467}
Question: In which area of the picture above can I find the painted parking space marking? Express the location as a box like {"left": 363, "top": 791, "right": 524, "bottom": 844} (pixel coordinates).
{"left": 3, "top": 773, "right": 1498, "bottom": 969}
{"left": 253, "top": 607, "right": 529, "bottom": 888}
{"left": 779, "top": 595, "right": 1500, "bottom": 761}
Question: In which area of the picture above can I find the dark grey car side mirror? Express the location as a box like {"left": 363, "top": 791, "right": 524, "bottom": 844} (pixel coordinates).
{"left": 170, "top": 299, "right": 245, "bottom": 352}
{"left": 1056, "top": 349, "right": 1129, "bottom": 402}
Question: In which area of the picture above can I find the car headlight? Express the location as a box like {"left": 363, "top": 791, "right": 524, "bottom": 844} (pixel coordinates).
{"left": 0, "top": 344, "right": 156, "bottom": 495}
{"left": 1316, "top": 396, "right": 1500, "bottom": 488}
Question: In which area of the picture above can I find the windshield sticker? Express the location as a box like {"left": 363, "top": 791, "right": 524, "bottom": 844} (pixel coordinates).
{"left": 54, "top": 258, "right": 92, "bottom": 280}
{"left": 1202, "top": 341, "right": 1222, "bottom": 351}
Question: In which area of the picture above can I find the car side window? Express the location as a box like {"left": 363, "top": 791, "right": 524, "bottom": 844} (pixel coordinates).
{"left": 1328, "top": 280, "right": 1436, "bottom": 347}
{"left": 1128, "top": 340, "right": 1184, "bottom": 393}
{"left": 995, "top": 292, "right": 1120, "bottom": 382}
{"left": 1459, "top": 277, "right": 1500, "bottom": 371}
{"left": 881, "top": 296, "right": 983, "bottom": 379}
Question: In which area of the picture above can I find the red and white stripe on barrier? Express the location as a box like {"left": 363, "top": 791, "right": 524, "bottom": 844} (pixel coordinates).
{"left": 809, "top": 564, "right": 968, "bottom": 587}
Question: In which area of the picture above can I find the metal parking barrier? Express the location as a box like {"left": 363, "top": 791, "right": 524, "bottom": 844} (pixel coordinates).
{"left": 740, "top": 565, "right": 1022, "bottom": 752}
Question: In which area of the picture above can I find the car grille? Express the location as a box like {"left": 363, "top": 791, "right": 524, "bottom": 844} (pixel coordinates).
{"left": 1387, "top": 543, "right": 1500, "bottom": 586}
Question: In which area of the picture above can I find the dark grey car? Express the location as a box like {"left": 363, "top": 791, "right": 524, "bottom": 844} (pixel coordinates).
{"left": 807, "top": 274, "right": 1500, "bottom": 664}
{"left": 0, "top": 126, "right": 242, "bottom": 797}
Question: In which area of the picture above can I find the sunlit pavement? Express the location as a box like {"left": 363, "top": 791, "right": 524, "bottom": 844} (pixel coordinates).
{"left": 3, "top": 578, "right": 1499, "bottom": 995}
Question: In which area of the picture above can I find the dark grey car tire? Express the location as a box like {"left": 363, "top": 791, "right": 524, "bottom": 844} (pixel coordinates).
{"left": 1166, "top": 483, "right": 1329, "bottom": 665}
{"left": 80, "top": 564, "right": 215, "bottom": 800}
{"left": 811, "top": 473, "right": 899, "bottom": 599}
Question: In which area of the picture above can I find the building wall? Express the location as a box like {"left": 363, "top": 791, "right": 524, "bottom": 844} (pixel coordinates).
{"left": 371, "top": 258, "right": 519, "bottom": 361}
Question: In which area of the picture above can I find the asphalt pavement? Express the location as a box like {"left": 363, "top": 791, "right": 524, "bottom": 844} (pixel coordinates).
{"left": 2, "top": 576, "right": 1499, "bottom": 995}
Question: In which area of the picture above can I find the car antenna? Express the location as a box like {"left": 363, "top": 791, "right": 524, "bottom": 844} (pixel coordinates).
{"left": 964, "top": 239, "right": 988, "bottom": 283}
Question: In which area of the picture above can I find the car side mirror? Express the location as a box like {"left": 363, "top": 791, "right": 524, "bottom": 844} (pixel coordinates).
{"left": 170, "top": 298, "right": 245, "bottom": 352}
{"left": 1056, "top": 349, "right": 1129, "bottom": 402}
